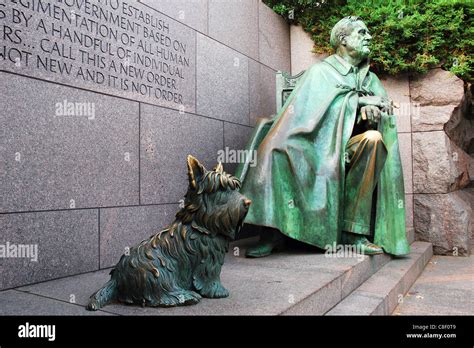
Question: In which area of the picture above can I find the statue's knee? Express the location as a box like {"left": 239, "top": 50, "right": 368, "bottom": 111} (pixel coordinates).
{"left": 363, "top": 130, "right": 383, "bottom": 143}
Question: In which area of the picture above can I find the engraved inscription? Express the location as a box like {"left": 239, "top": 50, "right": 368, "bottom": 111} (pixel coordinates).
{"left": 0, "top": 0, "right": 195, "bottom": 110}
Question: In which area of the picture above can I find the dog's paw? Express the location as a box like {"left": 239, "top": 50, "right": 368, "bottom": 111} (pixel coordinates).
{"left": 199, "top": 282, "right": 229, "bottom": 299}
{"left": 158, "top": 290, "right": 202, "bottom": 307}
{"left": 86, "top": 300, "right": 99, "bottom": 311}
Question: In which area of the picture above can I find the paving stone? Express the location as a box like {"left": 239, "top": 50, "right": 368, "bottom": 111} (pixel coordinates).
{"left": 395, "top": 255, "right": 474, "bottom": 315}
{"left": 102, "top": 261, "right": 341, "bottom": 315}
{"left": 18, "top": 269, "right": 113, "bottom": 307}
{"left": 4, "top": 238, "right": 403, "bottom": 315}
{"left": 396, "top": 286, "right": 473, "bottom": 315}
{"left": 0, "top": 289, "right": 112, "bottom": 315}
{"left": 282, "top": 274, "right": 341, "bottom": 315}
{"left": 326, "top": 242, "right": 433, "bottom": 315}
{"left": 326, "top": 290, "right": 386, "bottom": 316}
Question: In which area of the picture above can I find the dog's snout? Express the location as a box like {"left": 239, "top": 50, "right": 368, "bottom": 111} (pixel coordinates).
{"left": 243, "top": 199, "right": 252, "bottom": 208}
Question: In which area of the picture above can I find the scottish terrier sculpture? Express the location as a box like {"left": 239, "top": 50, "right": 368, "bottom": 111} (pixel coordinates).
{"left": 86, "top": 155, "right": 251, "bottom": 310}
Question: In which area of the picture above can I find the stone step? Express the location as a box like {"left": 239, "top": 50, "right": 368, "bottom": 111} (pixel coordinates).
{"left": 3, "top": 237, "right": 393, "bottom": 315}
{"left": 325, "top": 241, "right": 433, "bottom": 316}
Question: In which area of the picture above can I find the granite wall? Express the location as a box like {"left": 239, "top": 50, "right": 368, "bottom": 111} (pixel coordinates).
{"left": 410, "top": 70, "right": 473, "bottom": 256}
{"left": 0, "top": 0, "right": 291, "bottom": 289}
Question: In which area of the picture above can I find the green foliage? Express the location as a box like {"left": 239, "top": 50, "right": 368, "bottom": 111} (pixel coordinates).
{"left": 264, "top": 0, "right": 473, "bottom": 82}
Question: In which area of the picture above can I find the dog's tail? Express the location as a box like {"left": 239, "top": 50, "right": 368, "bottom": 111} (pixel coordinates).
{"left": 86, "top": 276, "right": 117, "bottom": 311}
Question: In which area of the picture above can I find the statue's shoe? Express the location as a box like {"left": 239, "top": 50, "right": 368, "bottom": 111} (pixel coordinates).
{"left": 245, "top": 227, "right": 286, "bottom": 258}
{"left": 245, "top": 243, "right": 282, "bottom": 258}
{"left": 245, "top": 239, "right": 285, "bottom": 258}
{"left": 356, "top": 240, "right": 384, "bottom": 255}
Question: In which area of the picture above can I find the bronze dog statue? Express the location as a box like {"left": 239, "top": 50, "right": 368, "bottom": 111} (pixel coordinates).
{"left": 86, "top": 155, "right": 251, "bottom": 310}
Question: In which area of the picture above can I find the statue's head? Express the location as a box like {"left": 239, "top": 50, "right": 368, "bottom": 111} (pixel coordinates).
{"left": 330, "top": 16, "right": 372, "bottom": 61}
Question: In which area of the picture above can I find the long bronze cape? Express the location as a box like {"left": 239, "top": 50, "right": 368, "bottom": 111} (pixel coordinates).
{"left": 235, "top": 54, "right": 410, "bottom": 256}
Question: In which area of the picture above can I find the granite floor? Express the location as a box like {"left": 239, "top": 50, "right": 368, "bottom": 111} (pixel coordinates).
{"left": 393, "top": 254, "right": 474, "bottom": 315}
{"left": 0, "top": 237, "right": 392, "bottom": 316}
{"left": 1, "top": 239, "right": 471, "bottom": 316}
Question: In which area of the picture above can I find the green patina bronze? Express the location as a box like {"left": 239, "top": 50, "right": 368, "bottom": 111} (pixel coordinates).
{"left": 236, "top": 16, "right": 410, "bottom": 257}
{"left": 86, "top": 156, "right": 251, "bottom": 310}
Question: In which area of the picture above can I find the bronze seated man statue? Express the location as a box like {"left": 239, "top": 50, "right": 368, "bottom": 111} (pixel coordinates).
{"left": 235, "top": 16, "right": 410, "bottom": 258}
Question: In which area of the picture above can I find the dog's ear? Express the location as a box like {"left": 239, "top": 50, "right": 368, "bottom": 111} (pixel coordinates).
{"left": 214, "top": 161, "right": 224, "bottom": 174}
{"left": 187, "top": 155, "right": 205, "bottom": 189}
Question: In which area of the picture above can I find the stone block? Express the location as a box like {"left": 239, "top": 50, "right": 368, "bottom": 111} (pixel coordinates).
{"left": 282, "top": 275, "right": 341, "bottom": 315}
{"left": 0, "top": 0, "right": 196, "bottom": 112}
{"left": 326, "top": 290, "right": 386, "bottom": 315}
{"left": 290, "top": 25, "right": 323, "bottom": 75}
{"left": 327, "top": 242, "right": 432, "bottom": 315}
{"left": 405, "top": 194, "right": 413, "bottom": 228}
{"left": 0, "top": 73, "right": 139, "bottom": 213}
{"left": 249, "top": 60, "right": 277, "bottom": 126}
{"left": 357, "top": 262, "right": 404, "bottom": 302}
{"left": 139, "top": 0, "right": 208, "bottom": 33}
{"left": 381, "top": 75, "right": 411, "bottom": 133}
{"left": 397, "top": 133, "right": 413, "bottom": 194}
{"left": 0, "top": 210, "right": 98, "bottom": 290}
{"left": 444, "top": 92, "right": 473, "bottom": 154}
{"left": 196, "top": 34, "right": 249, "bottom": 124}
{"left": 140, "top": 104, "right": 224, "bottom": 204}
{"left": 414, "top": 191, "right": 473, "bottom": 256}
{"left": 339, "top": 253, "right": 391, "bottom": 298}
{"left": 410, "top": 68, "right": 464, "bottom": 106}
{"left": 412, "top": 104, "right": 459, "bottom": 132}
{"left": 222, "top": 123, "right": 254, "bottom": 175}
{"left": 259, "top": 1, "right": 291, "bottom": 72}
{"left": 99, "top": 204, "right": 178, "bottom": 268}
{"left": 208, "top": 0, "right": 259, "bottom": 59}
{"left": 407, "top": 227, "right": 415, "bottom": 244}
{"left": 413, "top": 131, "right": 470, "bottom": 193}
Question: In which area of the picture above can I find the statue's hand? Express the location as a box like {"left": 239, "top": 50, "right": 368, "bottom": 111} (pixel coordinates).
{"left": 359, "top": 105, "right": 381, "bottom": 129}
{"left": 359, "top": 95, "right": 393, "bottom": 114}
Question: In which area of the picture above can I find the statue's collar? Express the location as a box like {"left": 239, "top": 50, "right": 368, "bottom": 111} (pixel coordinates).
{"left": 324, "top": 54, "right": 370, "bottom": 77}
